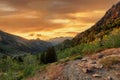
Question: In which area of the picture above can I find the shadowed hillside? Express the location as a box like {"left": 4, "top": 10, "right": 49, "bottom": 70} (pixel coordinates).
{"left": 0, "top": 30, "right": 52, "bottom": 56}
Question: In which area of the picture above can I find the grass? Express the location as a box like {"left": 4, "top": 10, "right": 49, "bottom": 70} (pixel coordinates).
{"left": 100, "top": 56, "right": 120, "bottom": 68}
{"left": 0, "top": 28, "right": 120, "bottom": 79}
{"left": 103, "top": 29, "right": 120, "bottom": 48}
{"left": 57, "top": 28, "right": 120, "bottom": 60}
{"left": 57, "top": 40, "right": 102, "bottom": 60}
{"left": 57, "top": 43, "right": 84, "bottom": 60}
{"left": 56, "top": 54, "right": 82, "bottom": 65}
{"left": 0, "top": 54, "right": 45, "bottom": 80}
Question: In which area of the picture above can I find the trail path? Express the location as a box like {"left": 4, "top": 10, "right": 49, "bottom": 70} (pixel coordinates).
{"left": 27, "top": 48, "right": 120, "bottom": 80}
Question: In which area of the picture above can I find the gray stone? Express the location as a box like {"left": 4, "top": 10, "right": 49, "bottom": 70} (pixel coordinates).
{"left": 92, "top": 74, "right": 101, "bottom": 78}
{"left": 97, "top": 53, "right": 103, "bottom": 58}
{"left": 90, "top": 61, "right": 97, "bottom": 64}
{"left": 107, "top": 76, "right": 113, "bottom": 80}
{"left": 81, "top": 58, "right": 87, "bottom": 61}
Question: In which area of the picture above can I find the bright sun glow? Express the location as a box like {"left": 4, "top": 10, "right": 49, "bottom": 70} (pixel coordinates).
{"left": 0, "top": 0, "right": 118, "bottom": 40}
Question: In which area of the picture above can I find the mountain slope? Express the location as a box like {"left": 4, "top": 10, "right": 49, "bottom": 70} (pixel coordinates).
{"left": 0, "top": 30, "right": 51, "bottom": 56}
{"left": 27, "top": 48, "right": 120, "bottom": 80}
{"left": 73, "top": 1, "right": 120, "bottom": 45}
{"left": 47, "top": 37, "right": 72, "bottom": 46}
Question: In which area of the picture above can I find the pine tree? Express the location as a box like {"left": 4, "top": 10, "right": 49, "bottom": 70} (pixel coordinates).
{"left": 45, "top": 47, "right": 57, "bottom": 63}
{"left": 40, "top": 47, "right": 57, "bottom": 64}
{"left": 40, "top": 52, "right": 46, "bottom": 63}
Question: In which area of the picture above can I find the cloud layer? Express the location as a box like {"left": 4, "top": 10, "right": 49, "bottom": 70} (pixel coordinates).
{"left": 0, "top": 0, "right": 119, "bottom": 40}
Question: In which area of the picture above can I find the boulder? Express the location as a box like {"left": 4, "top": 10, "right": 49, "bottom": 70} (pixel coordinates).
{"left": 82, "top": 68, "right": 92, "bottom": 73}
{"left": 116, "top": 72, "right": 120, "bottom": 76}
{"left": 95, "top": 64, "right": 103, "bottom": 69}
{"left": 107, "top": 76, "right": 113, "bottom": 80}
{"left": 81, "top": 58, "right": 88, "bottom": 61}
{"left": 92, "top": 74, "right": 101, "bottom": 78}
{"left": 97, "top": 53, "right": 104, "bottom": 58}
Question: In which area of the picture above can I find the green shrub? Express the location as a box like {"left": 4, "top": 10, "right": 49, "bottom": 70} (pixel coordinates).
{"left": 57, "top": 28, "right": 120, "bottom": 60}
{"left": 82, "top": 41, "right": 101, "bottom": 55}
{"left": 23, "top": 54, "right": 37, "bottom": 65}
{"left": 104, "top": 30, "right": 120, "bottom": 48}
{"left": 0, "top": 54, "right": 41, "bottom": 80}
{"left": 23, "top": 54, "right": 39, "bottom": 77}
{"left": 0, "top": 70, "right": 16, "bottom": 80}
{"left": 57, "top": 45, "right": 83, "bottom": 60}
{"left": 23, "top": 65, "right": 36, "bottom": 77}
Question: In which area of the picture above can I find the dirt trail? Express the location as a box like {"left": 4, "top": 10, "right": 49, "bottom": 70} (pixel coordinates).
{"left": 27, "top": 48, "right": 120, "bottom": 80}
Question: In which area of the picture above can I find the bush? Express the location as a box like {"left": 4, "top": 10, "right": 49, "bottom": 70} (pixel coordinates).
{"left": 57, "top": 28, "right": 120, "bottom": 60}
{"left": 104, "top": 30, "right": 120, "bottom": 48}
{"left": 23, "top": 54, "right": 37, "bottom": 65}
{"left": 23, "top": 54, "right": 39, "bottom": 77}
{"left": 23, "top": 65, "right": 36, "bottom": 77}
{"left": 0, "top": 54, "right": 40, "bottom": 80}
{"left": 57, "top": 41, "right": 101, "bottom": 59}
{"left": 0, "top": 69, "right": 16, "bottom": 80}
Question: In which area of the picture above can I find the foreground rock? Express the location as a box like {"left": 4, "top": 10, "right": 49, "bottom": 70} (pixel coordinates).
{"left": 27, "top": 48, "right": 120, "bottom": 80}
{"left": 92, "top": 74, "right": 101, "bottom": 78}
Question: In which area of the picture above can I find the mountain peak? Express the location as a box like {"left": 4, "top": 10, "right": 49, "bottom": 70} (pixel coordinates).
{"left": 96, "top": 1, "right": 120, "bottom": 26}
{"left": 73, "top": 1, "right": 120, "bottom": 45}
{"left": 48, "top": 37, "right": 73, "bottom": 46}
{"left": 106, "top": 1, "right": 120, "bottom": 18}
{"left": 116, "top": 1, "right": 120, "bottom": 6}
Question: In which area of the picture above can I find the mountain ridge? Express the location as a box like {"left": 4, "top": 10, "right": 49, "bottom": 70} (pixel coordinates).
{"left": 73, "top": 1, "right": 120, "bottom": 45}
{"left": 0, "top": 30, "right": 52, "bottom": 56}
{"left": 47, "top": 37, "right": 73, "bottom": 46}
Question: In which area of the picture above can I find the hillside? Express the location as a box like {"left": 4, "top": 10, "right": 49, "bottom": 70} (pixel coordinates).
{"left": 55, "top": 1, "right": 120, "bottom": 51}
{"left": 47, "top": 37, "right": 72, "bottom": 46}
{"left": 26, "top": 1, "right": 120, "bottom": 80}
{"left": 0, "top": 30, "right": 51, "bottom": 56}
{"left": 73, "top": 1, "right": 120, "bottom": 45}
{"left": 27, "top": 48, "right": 120, "bottom": 80}
{"left": 0, "top": 1, "right": 120, "bottom": 80}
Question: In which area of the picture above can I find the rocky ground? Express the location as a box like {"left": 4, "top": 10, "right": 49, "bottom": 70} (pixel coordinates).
{"left": 27, "top": 48, "right": 120, "bottom": 80}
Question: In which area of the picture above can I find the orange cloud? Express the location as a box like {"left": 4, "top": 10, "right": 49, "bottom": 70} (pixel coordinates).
{"left": 0, "top": 0, "right": 119, "bottom": 40}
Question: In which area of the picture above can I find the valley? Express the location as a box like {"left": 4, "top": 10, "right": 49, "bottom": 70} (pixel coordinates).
{"left": 0, "top": 1, "right": 120, "bottom": 80}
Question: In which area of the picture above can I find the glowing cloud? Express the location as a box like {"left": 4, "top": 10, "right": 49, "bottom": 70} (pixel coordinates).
{"left": 0, "top": 0, "right": 119, "bottom": 40}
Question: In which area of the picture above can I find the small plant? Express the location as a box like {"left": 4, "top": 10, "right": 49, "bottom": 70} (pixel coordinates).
{"left": 82, "top": 41, "right": 101, "bottom": 55}
{"left": 23, "top": 65, "right": 36, "bottom": 77}
{"left": 57, "top": 44, "right": 84, "bottom": 60}
{"left": 0, "top": 54, "right": 41, "bottom": 80}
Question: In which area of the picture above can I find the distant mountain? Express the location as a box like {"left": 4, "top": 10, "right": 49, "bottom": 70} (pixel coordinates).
{"left": 73, "top": 1, "right": 120, "bottom": 45}
{"left": 47, "top": 37, "right": 73, "bottom": 46}
{"left": 0, "top": 30, "right": 51, "bottom": 56}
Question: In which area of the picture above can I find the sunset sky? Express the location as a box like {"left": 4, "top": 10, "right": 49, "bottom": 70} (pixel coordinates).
{"left": 0, "top": 0, "right": 119, "bottom": 40}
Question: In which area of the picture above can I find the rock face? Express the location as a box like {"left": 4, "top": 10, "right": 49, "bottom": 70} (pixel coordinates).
{"left": 73, "top": 1, "right": 120, "bottom": 45}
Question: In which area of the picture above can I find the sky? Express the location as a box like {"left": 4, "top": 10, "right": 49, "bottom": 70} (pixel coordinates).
{"left": 0, "top": 0, "right": 119, "bottom": 40}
